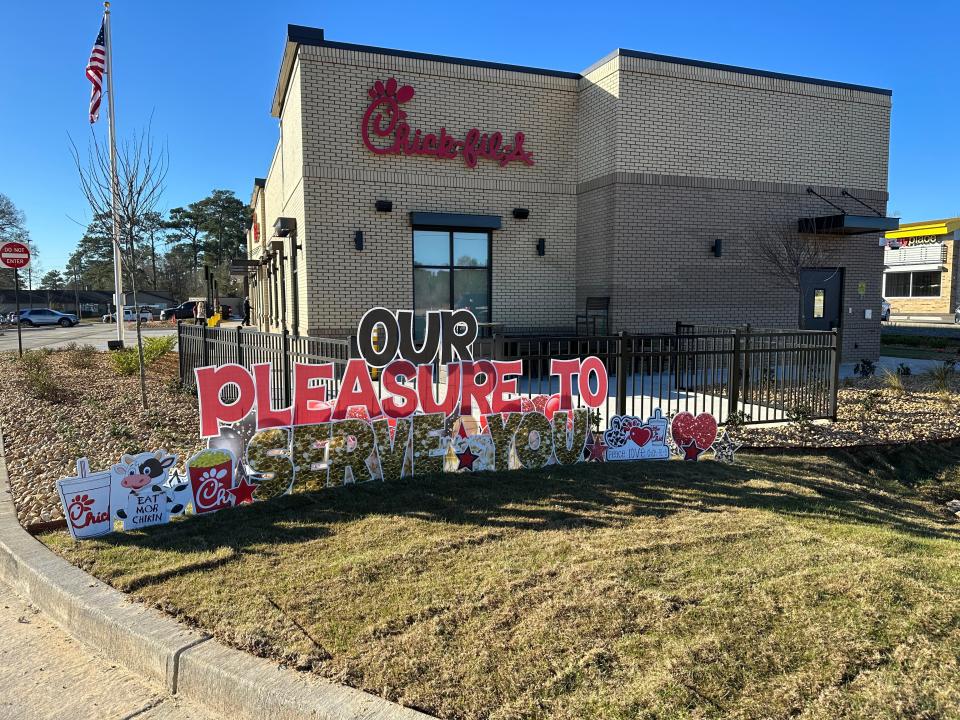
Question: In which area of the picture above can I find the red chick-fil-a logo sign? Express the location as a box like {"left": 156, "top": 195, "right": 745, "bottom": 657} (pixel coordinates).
{"left": 361, "top": 78, "right": 535, "bottom": 169}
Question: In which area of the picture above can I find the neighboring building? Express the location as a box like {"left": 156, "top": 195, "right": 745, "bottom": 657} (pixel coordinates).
{"left": 0, "top": 289, "right": 175, "bottom": 317}
{"left": 882, "top": 218, "right": 960, "bottom": 321}
{"left": 245, "top": 25, "right": 897, "bottom": 359}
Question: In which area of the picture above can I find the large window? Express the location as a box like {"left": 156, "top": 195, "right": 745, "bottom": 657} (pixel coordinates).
{"left": 413, "top": 229, "right": 491, "bottom": 335}
{"left": 884, "top": 270, "right": 941, "bottom": 298}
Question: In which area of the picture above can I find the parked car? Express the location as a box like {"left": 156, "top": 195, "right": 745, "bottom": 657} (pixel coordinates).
{"left": 101, "top": 307, "right": 154, "bottom": 323}
{"left": 880, "top": 299, "right": 891, "bottom": 322}
{"left": 15, "top": 308, "right": 79, "bottom": 327}
{"left": 159, "top": 301, "right": 198, "bottom": 321}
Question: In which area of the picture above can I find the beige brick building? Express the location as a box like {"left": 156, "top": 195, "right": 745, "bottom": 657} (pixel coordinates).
{"left": 247, "top": 25, "right": 896, "bottom": 359}
{"left": 882, "top": 218, "right": 960, "bottom": 321}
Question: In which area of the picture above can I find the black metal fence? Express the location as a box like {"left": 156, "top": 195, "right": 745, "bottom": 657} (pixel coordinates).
{"left": 178, "top": 321, "right": 839, "bottom": 426}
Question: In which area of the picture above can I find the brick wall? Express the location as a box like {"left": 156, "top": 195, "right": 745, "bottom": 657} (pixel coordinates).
{"left": 251, "top": 37, "right": 891, "bottom": 359}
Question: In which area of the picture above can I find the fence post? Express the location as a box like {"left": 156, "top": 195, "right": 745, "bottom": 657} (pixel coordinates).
{"left": 616, "top": 331, "right": 628, "bottom": 416}
{"left": 728, "top": 328, "right": 742, "bottom": 421}
{"left": 236, "top": 324, "right": 244, "bottom": 367}
{"left": 201, "top": 322, "right": 209, "bottom": 368}
{"left": 741, "top": 323, "right": 752, "bottom": 409}
{"left": 829, "top": 328, "right": 840, "bottom": 420}
{"left": 281, "top": 328, "right": 292, "bottom": 407}
{"left": 675, "top": 320, "right": 682, "bottom": 336}
{"left": 492, "top": 333, "right": 503, "bottom": 361}
{"left": 177, "top": 321, "right": 185, "bottom": 384}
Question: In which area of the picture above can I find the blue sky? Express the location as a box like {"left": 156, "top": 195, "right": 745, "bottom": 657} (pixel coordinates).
{"left": 4, "top": 0, "right": 959, "bottom": 272}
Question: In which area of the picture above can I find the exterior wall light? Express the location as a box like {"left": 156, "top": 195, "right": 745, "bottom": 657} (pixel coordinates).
{"left": 354, "top": 230, "right": 364, "bottom": 251}
{"left": 536, "top": 238, "right": 545, "bottom": 256}
{"left": 711, "top": 239, "right": 723, "bottom": 257}
{"left": 273, "top": 217, "right": 296, "bottom": 237}
{"left": 513, "top": 208, "right": 530, "bottom": 220}
{"left": 375, "top": 200, "right": 393, "bottom": 212}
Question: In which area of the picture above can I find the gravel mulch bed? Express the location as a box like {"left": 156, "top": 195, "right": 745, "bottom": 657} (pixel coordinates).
{"left": 2, "top": 347, "right": 959, "bottom": 530}
{"left": 0, "top": 349, "right": 203, "bottom": 529}
{"left": 735, "top": 373, "right": 960, "bottom": 448}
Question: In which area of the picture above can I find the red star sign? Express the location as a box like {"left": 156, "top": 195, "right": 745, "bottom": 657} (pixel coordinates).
{"left": 456, "top": 446, "right": 480, "bottom": 471}
{"left": 681, "top": 439, "right": 705, "bottom": 462}
{"left": 227, "top": 474, "right": 257, "bottom": 505}
{"left": 586, "top": 438, "right": 607, "bottom": 462}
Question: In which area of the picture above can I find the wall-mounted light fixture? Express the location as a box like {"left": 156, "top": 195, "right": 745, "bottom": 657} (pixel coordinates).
{"left": 273, "top": 217, "right": 296, "bottom": 237}
{"left": 375, "top": 200, "right": 393, "bottom": 212}
{"left": 711, "top": 239, "right": 723, "bottom": 257}
{"left": 354, "top": 230, "right": 364, "bottom": 251}
{"left": 513, "top": 208, "right": 530, "bottom": 220}
{"left": 536, "top": 238, "right": 545, "bottom": 256}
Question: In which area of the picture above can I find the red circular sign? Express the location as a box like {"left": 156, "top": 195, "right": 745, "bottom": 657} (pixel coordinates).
{"left": 0, "top": 242, "right": 30, "bottom": 270}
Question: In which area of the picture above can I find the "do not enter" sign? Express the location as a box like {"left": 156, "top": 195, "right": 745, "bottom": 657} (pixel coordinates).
{"left": 0, "top": 242, "right": 30, "bottom": 270}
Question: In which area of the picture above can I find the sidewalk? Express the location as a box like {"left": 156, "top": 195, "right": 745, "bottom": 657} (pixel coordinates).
{"left": 0, "top": 581, "right": 218, "bottom": 720}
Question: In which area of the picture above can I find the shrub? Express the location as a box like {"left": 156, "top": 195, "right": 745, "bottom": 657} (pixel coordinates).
{"left": 19, "top": 351, "right": 63, "bottom": 401}
{"left": 110, "top": 348, "right": 140, "bottom": 376}
{"left": 858, "top": 390, "right": 883, "bottom": 413}
{"left": 66, "top": 343, "right": 98, "bottom": 370}
{"left": 925, "top": 362, "right": 955, "bottom": 394}
{"left": 144, "top": 335, "right": 176, "bottom": 363}
{"left": 724, "top": 410, "right": 751, "bottom": 432}
{"left": 787, "top": 403, "right": 815, "bottom": 428}
{"left": 881, "top": 369, "right": 904, "bottom": 394}
{"left": 853, "top": 358, "right": 876, "bottom": 379}
{"left": 110, "top": 335, "right": 177, "bottom": 376}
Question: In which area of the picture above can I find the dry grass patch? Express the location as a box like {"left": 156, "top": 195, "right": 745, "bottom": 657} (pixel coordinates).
{"left": 43, "top": 443, "right": 960, "bottom": 719}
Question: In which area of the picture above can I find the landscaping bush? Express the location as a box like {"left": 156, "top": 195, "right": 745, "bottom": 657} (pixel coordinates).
{"left": 881, "top": 368, "right": 905, "bottom": 394}
{"left": 111, "top": 335, "right": 177, "bottom": 376}
{"left": 143, "top": 335, "right": 176, "bottom": 362}
{"left": 853, "top": 358, "right": 876, "bottom": 378}
{"left": 66, "top": 343, "right": 98, "bottom": 370}
{"left": 925, "top": 362, "right": 956, "bottom": 394}
{"left": 18, "top": 350, "right": 63, "bottom": 401}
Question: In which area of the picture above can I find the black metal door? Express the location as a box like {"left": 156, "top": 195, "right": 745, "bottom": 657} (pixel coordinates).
{"left": 800, "top": 268, "right": 843, "bottom": 331}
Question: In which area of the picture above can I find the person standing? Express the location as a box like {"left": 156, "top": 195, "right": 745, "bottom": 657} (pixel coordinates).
{"left": 242, "top": 296, "right": 251, "bottom": 327}
{"left": 194, "top": 299, "right": 207, "bottom": 326}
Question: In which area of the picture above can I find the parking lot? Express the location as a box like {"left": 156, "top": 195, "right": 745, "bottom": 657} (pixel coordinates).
{"left": 0, "top": 321, "right": 177, "bottom": 352}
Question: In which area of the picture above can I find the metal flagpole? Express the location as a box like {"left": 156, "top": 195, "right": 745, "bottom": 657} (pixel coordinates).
{"left": 103, "top": 2, "right": 124, "bottom": 347}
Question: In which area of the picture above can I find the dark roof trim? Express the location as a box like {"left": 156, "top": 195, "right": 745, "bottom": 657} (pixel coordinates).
{"left": 410, "top": 212, "right": 502, "bottom": 230}
{"left": 271, "top": 24, "right": 891, "bottom": 116}
{"left": 316, "top": 39, "right": 581, "bottom": 81}
{"left": 254, "top": 177, "right": 266, "bottom": 187}
{"left": 583, "top": 49, "right": 891, "bottom": 96}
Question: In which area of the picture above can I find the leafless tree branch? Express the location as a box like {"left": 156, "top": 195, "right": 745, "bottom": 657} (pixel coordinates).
{"left": 69, "top": 120, "right": 169, "bottom": 409}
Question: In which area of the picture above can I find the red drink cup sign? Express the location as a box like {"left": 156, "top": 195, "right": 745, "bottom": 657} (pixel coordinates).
{"left": 57, "top": 467, "right": 113, "bottom": 540}
{"left": 187, "top": 449, "right": 235, "bottom": 514}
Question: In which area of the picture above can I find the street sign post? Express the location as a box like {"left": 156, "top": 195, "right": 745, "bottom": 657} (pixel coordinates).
{"left": 0, "top": 241, "right": 31, "bottom": 358}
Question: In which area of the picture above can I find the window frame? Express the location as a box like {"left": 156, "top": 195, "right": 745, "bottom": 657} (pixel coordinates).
{"left": 411, "top": 227, "right": 493, "bottom": 324}
{"left": 883, "top": 270, "right": 943, "bottom": 299}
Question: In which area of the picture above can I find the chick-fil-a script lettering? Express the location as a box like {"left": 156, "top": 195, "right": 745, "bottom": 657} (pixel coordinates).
{"left": 361, "top": 78, "right": 535, "bottom": 169}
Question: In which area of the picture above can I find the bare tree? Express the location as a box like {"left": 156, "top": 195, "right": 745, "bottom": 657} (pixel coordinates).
{"left": 752, "top": 222, "right": 835, "bottom": 329}
{"left": 70, "top": 123, "right": 169, "bottom": 409}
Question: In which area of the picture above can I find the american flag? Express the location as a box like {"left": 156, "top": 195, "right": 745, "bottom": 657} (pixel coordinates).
{"left": 86, "top": 20, "right": 106, "bottom": 124}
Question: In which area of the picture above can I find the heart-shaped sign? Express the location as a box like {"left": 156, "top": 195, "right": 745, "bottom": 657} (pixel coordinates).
{"left": 629, "top": 426, "right": 653, "bottom": 447}
{"left": 671, "top": 412, "right": 718, "bottom": 452}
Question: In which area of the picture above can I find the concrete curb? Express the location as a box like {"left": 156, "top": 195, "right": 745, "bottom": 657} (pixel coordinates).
{"left": 0, "top": 442, "right": 434, "bottom": 720}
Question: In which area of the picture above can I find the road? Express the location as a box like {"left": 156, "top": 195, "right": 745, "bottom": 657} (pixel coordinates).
{"left": 0, "top": 322, "right": 176, "bottom": 352}
{"left": 0, "top": 581, "right": 219, "bottom": 720}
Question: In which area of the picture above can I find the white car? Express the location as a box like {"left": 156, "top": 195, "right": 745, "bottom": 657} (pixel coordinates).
{"left": 101, "top": 308, "right": 154, "bottom": 323}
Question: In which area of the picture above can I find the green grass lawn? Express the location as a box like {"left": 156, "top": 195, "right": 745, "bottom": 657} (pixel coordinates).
{"left": 43, "top": 444, "right": 960, "bottom": 720}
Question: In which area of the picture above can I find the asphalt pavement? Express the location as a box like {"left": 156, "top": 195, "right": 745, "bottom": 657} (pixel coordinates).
{"left": 0, "top": 322, "right": 176, "bottom": 352}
